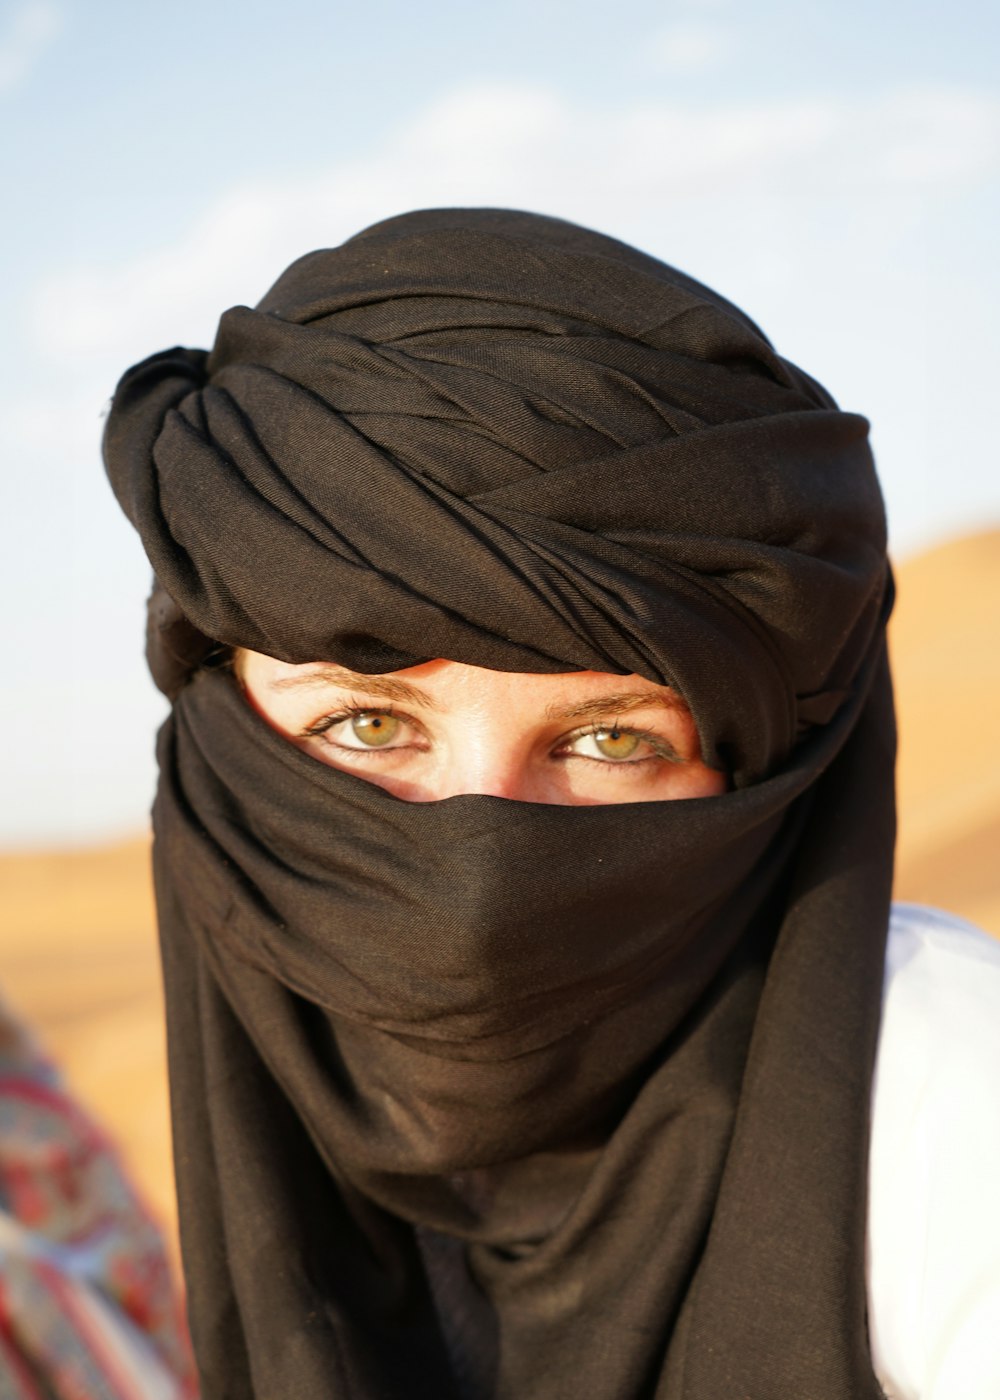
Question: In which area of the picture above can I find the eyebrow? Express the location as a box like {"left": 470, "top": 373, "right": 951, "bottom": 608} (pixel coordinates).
{"left": 267, "top": 666, "right": 442, "bottom": 709}
{"left": 543, "top": 690, "right": 686, "bottom": 723}
{"left": 267, "top": 669, "right": 686, "bottom": 723}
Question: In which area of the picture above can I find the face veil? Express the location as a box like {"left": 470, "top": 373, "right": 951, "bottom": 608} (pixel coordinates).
{"left": 103, "top": 207, "right": 896, "bottom": 1399}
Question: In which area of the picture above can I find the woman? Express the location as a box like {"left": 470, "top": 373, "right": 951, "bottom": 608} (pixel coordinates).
{"left": 103, "top": 208, "right": 1000, "bottom": 1398}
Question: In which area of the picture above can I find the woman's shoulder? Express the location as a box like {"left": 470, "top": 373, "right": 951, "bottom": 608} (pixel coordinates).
{"left": 868, "top": 903, "right": 1000, "bottom": 1398}
{"left": 886, "top": 899, "right": 1000, "bottom": 986}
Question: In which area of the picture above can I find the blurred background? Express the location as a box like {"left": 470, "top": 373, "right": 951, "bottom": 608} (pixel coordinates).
{"left": 1, "top": 0, "right": 998, "bottom": 1242}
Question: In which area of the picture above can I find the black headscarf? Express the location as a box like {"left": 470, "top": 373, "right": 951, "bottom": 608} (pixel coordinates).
{"left": 104, "top": 208, "right": 895, "bottom": 1399}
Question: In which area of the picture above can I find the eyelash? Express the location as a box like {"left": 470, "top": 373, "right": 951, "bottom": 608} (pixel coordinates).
{"left": 562, "top": 726, "right": 680, "bottom": 766}
{"left": 301, "top": 704, "right": 680, "bottom": 767}
{"left": 303, "top": 702, "right": 395, "bottom": 739}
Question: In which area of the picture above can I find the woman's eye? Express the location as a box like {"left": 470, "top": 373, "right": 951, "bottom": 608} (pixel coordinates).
{"left": 343, "top": 713, "right": 401, "bottom": 748}
{"left": 590, "top": 727, "right": 641, "bottom": 760}
{"left": 306, "top": 710, "right": 409, "bottom": 751}
{"left": 562, "top": 726, "right": 675, "bottom": 764}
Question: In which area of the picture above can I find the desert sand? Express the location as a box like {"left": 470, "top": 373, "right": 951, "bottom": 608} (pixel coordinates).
{"left": 1, "top": 528, "right": 998, "bottom": 1249}
{"left": 890, "top": 530, "right": 1000, "bottom": 935}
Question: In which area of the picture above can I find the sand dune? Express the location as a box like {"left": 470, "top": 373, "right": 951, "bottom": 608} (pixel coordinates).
{"left": 1, "top": 527, "right": 998, "bottom": 1242}
{"left": 0, "top": 840, "right": 173, "bottom": 1241}
{"left": 890, "top": 529, "right": 1000, "bottom": 934}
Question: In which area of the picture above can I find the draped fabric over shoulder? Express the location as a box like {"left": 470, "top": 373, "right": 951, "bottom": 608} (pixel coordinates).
{"left": 104, "top": 208, "right": 895, "bottom": 1399}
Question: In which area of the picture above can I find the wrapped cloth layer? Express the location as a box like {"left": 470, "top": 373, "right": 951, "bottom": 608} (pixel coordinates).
{"left": 104, "top": 207, "right": 895, "bottom": 1399}
{"left": 105, "top": 208, "right": 887, "bottom": 786}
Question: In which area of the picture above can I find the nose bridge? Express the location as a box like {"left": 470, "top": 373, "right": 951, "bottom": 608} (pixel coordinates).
{"left": 442, "top": 742, "right": 524, "bottom": 800}
{"left": 438, "top": 706, "right": 527, "bottom": 801}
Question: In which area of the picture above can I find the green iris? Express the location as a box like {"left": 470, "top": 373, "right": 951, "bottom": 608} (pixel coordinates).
{"left": 593, "top": 727, "right": 641, "bottom": 760}
{"left": 351, "top": 713, "right": 400, "bottom": 747}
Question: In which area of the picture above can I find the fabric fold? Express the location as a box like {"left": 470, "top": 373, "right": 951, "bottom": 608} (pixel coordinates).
{"left": 105, "top": 206, "right": 895, "bottom": 1398}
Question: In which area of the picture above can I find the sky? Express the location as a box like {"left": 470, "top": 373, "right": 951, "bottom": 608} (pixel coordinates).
{"left": 1, "top": 0, "right": 998, "bottom": 845}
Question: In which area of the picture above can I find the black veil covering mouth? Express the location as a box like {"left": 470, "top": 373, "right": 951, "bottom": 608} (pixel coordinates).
{"left": 104, "top": 207, "right": 894, "bottom": 1398}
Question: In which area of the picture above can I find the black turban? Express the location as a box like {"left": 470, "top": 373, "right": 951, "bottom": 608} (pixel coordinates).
{"left": 104, "top": 208, "right": 894, "bottom": 1399}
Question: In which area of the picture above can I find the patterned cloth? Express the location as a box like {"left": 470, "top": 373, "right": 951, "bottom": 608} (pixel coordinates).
{"left": 0, "top": 999, "right": 197, "bottom": 1399}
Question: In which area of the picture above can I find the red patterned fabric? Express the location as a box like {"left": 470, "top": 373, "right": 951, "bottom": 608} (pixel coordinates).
{"left": 0, "top": 1001, "right": 196, "bottom": 1399}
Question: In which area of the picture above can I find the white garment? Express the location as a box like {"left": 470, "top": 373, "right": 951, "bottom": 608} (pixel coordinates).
{"left": 869, "top": 904, "right": 1000, "bottom": 1399}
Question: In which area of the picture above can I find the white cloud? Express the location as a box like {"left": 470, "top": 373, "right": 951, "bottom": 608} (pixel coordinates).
{"left": 27, "top": 79, "right": 1000, "bottom": 368}
{"left": 648, "top": 21, "right": 733, "bottom": 74}
{"left": 868, "top": 86, "right": 1000, "bottom": 183}
{"left": 6, "top": 73, "right": 1000, "bottom": 842}
{"left": 0, "top": 0, "right": 60, "bottom": 93}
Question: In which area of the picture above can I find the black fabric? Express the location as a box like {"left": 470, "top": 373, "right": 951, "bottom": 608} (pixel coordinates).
{"left": 104, "top": 207, "right": 895, "bottom": 1398}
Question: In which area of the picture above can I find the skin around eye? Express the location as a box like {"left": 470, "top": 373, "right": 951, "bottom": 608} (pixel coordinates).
{"left": 236, "top": 651, "right": 727, "bottom": 805}
{"left": 309, "top": 711, "right": 676, "bottom": 767}
{"left": 556, "top": 726, "right": 679, "bottom": 765}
